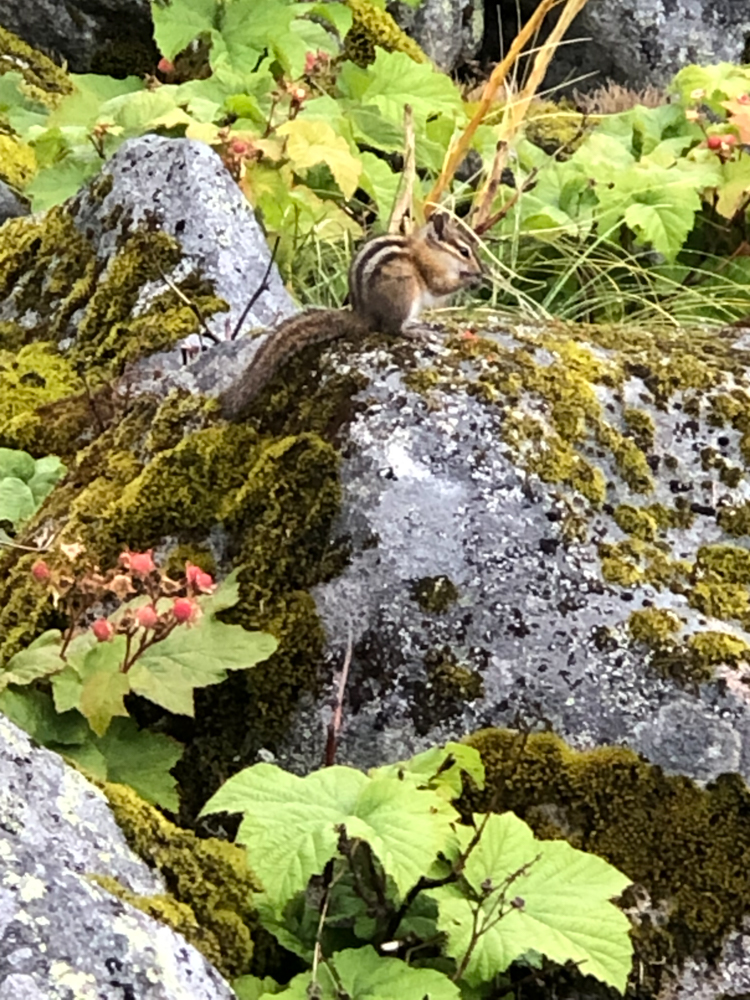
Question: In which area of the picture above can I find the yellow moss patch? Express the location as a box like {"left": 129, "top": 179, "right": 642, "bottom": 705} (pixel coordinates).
{"left": 614, "top": 504, "right": 658, "bottom": 541}
{"left": 343, "top": 0, "right": 428, "bottom": 66}
{"left": 0, "top": 26, "right": 72, "bottom": 103}
{"left": 102, "top": 782, "right": 258, "bottom": 980}
{"left": 0, "top": 134, "right": 35, "bottom": 190}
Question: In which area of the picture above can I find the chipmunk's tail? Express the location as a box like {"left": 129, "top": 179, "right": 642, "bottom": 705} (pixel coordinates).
{"left": 219, "top": 308, "right": 370, "bottom": 420}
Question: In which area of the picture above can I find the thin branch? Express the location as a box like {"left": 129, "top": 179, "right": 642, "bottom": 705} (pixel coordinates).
{"left": 230, "top": 236, "right": 281, "bottom": 341}
{"left": 154, "top": 259, "right": 221, "bottom": 346}
{"left": 324, "top": 625, "right": 353, "bottom": 767}
{"left": 390, "top": 104, "right": 416, "bottom": 232}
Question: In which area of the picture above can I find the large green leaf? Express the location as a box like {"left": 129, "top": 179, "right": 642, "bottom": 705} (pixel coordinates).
{"left": 0, "top": 630, "right": 66, "bottom": 692}
{"left": 89, "top": 718, "right": 182, "bottom": 810}
{"left": 151, "top": 0, "right": 218, "bottom": 60}
{"left": 128, "top": 617, "right": 277, "bottom": 715}
{"left": 262, "top": 946, "right": 460, "bottom": 1000}
{"left": 428, "top": 813, "right": 633, "bottom": 992}
{"left": 27, "top": 455, "right": 66, "bottom": 505}
{"left": 0, "top": 448, "right": 36, "bottom": 481}
{"left": 201, "top": 762, "right": 459, "bottom": 909}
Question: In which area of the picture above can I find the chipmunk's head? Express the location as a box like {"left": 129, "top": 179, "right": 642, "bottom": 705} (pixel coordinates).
{"left": 420, "top": 212, "right": 484, "bottom": 294}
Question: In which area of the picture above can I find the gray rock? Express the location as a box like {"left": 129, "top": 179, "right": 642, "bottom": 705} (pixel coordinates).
{"left": 389, "top": 0, "right": 484, "bottom": 72}
{"left": 0, "top": 181, "right": 29, "bottom": 225}
{"left": 72, "top": 135, "right": 295, "bottom": 340}
{"left": 0, "top": 714, "right": 235, "bottom": 999}
{"left": 0, "top": 0, "right": 154, "bottom": 75}
{"left": 545, "top": 0, "right": 750, "bottom": 91}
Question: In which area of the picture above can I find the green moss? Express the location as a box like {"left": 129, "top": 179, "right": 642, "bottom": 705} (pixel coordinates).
{"left": 622, "top": 407, "right": 655, "bottom": 452}
{"left": 614, "top": 504, "right": 658, "bottom": 541}
{"left": 694, "top": 543, "right": 750, "bottom": 585}
{"left": 410, "top": 575, "right": 459, "bottom": 613}
{"left": 717, "top": 502, "right": 750, "bottom": 537}
{"left": 0, "top": 26, "right": 73, "bottom": 102}
{"left": 0, "top": 342, "right": 83, "bottom": 451}
{"left": 628, "top": 607, "right": 682, "bottom": 645}
{"left": 598, "top": 538, "right": 690, "bottom": 590}
{"left": 343, "top": 0, "right": 428, "bottom": 66}
{"left": 0, "top": 134, "right": 35, "bottom": 190}
{"left": 411, "top": 649, "right": 484, "bottom": 735}
{"left": 102, "top": 782, "right": 258, "bottom": 980}
{"left": 687, "top": 630, "right": 750, "bottom": 668}
{"left": 463, "top": 728, "right": 750, "bottom": 985}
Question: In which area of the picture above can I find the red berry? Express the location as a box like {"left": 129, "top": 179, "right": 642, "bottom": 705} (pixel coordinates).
{"left": 31, "top": 560, "right": 51, "bottom": 582}
{"left": 707, "top": 135, "right": 723, "bottom": 149}
{"left": 92, "top": 618, "right": 114, "bottom": 642}
{"left": 173, "top": 598, "right": 196, "bottom": 623}
{"left": 136, "top": 605, "right": 159, "bottom": 629}
{"left": 157, "top": 57, "right": 175, "bottom": 74}
{"left": 229, "top": 138, "right": 251, "bottom": 156}
{"left": 195, "top": 570, "right": 214, "bottom": 593}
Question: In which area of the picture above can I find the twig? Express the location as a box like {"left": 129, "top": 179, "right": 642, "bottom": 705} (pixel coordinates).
{"left": 426, "top": 0, "right": 568, "bottom": 208}
{"left": 474, "top": 167, "right": 540, "bottom": 237}
{"left": 230, "top": 236, "right": 281, "bottom": 341}
{"left": 324, "top": 626, "right": 353, "bottom": 767}
{"left": 154, "top": 259, "right": 221, "bottom": 346}
{"left": 390, "top": 104, "right": 416, "bottom": 232}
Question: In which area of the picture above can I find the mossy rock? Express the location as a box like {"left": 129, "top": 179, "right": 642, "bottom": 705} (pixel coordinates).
{"left": 465, "top": 728, "right": 750, "bottom": 988}
{"left": 101, "top": 782, "right": 258, "bottom": 980}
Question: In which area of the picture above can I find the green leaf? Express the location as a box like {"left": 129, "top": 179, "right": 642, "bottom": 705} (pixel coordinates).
{"left": 201, "top": 763, "right": 368, "bottom": 906}
{"left": 372, "top": 741, "right": 485, "bottom": 801}
{"left": 25, "top": 154, "right": 104, "bottom": 211}
{"left": 0, "top": 686, "right": 90, "bottom": 745}
{"left": 233, "top": 975, "right": 284, "bottom": 1000}
{"left": 0, "top": 478, "right": 32, "bottom": 524}
{"left": 427, "top": 813, "right": 633, "bottom": 992}
{"left": 339, "top": 50, "right": 463, "bottom": 127}
{"left": 0, "top": 630, "right": 65, "bottom": 692}
{"left": 128, "top": 617, "right": 277, "bottom": 716}
{"left": 78, "top": 640, "right": 132, "bottom": 736}
{"left": 27, "top": 455, "right": 66, "bottom": 505}
{"left": 265, "top": 946, "right": 460, "bottom": 1000}
{"left": 0, "top": 448, "right": 36, "bottom": 481}
{"left": 49, "top": 74, "right": 144, "bottom": 128}
{"left": 201, "top": 762, "right": 459, "bottom": 909}
{"left": 277, "top": 118, "right": 361, "bottom": 200}
{"left": 151, "top": 0, "right": 218, "bottom": 60}
{"left": 359, "top": 152, "right": 402, "bottom": 218}
{"left": 93, "top": 718, "right": 182, "bottom": 810}
{"left": 308, "top": 3, "right": 353, "bottom": 36}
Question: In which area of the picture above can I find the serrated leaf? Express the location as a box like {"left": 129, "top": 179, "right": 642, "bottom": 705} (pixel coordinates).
{"left": 372, "top": 741, "right": 485, "bottom": 801}
{"left": 128, "top": 617, "right": 276, "bottom": 716}
{"left": 201, "top": 764, "right": 368, "bottom": 905}
{"left": 339, "top": 49, "right": 463, "bottom": 127}
{"left": 277, "top": 118, "right": 361, "bottom": 199}
{"left": 78, "top": 640, "right": 132, "bottom": 736}
{"left": 0, "top": 629, "right": 65, "bottom": 692}
{"left": 265, "top": 946, "right": 460, "bottom": 1000}
{"left": 359, "top": 152, "right": 402, "bottom": 219}
{"left": 26, "top": 154, "right": 104, "bottom": 210}
{"left": 713, "top": 156, "right": 750, "bottom": 218}
{"left": 94, "top": 718, "right": 182, "bottom": 810}
{"left": 427, "top": 813, "right": 632, "bottom": 992}
{"left": 201, "top": 762, "right": 458, "bottom": 909}
{"left": 0, "top": 686, "right": 89, "bottom": 745}
{"left": 49, "top": 74, "right": 143, "bottom": 129}
{"left": 151, "top": 0, "right": 218, "bottom": 60}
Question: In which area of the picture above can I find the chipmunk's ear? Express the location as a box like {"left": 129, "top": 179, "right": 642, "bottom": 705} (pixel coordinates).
{"left": 429, "top": 211, "right": 448, "bottom": 239}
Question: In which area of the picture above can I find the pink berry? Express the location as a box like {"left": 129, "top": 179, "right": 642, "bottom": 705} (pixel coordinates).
{"left": 136, "top": 605, "right": 159, "bottom": 629}
{"left": 173, "top": 598, "right": 196, "bottom": 623}
{"left": 92, "top": 618, "right": 114, "bottom": 642}
{"left": 229, "top": 138, "right": 250, "bottom": 156}
{"left": 157, "top": 57, "right": 174, "bottom": 74}
{"left": 707, "top": 135, "right": 723, "bottom": 149}
{"left": 194, "top": 570, "right": 214, "bottom": 593}
{"left": 31, "top": 560, "right": 51, "bottom": 582}
{"left": 125, "top": 550, "right": 156, "bottom": 576}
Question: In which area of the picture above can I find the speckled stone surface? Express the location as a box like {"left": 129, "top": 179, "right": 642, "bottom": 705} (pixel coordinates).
{"left": 389, "top": 0, "right": 483, "bottom": 71}
{"left": 0, "top": 715, "right": 235, "bottom": 1000}
{"left": 546, "top": 0, "right": 750, "bottom": 91}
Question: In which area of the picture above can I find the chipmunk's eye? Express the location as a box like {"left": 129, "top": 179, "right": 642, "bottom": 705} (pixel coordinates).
{"left": 458, "top": 246, "right": 471, "bottom": 258}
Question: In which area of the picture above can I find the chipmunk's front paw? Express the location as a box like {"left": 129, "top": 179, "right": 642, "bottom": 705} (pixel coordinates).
{"left": 400, "top": 321, "right": 444, "bottom": 346}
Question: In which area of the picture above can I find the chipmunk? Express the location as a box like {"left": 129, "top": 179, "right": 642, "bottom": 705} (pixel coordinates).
{"left": 219, "top": 212, "right": 484, "bottom": 419}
